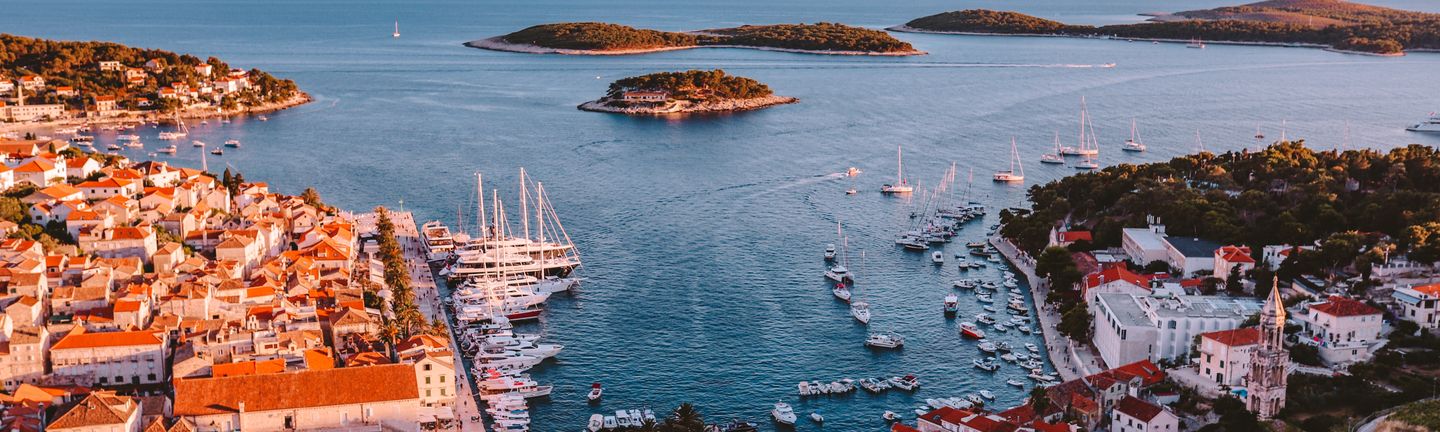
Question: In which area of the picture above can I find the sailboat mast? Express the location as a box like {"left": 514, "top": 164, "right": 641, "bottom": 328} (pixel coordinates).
{"left": 477, "top": 172, "right": 487, "bottom": 239}
{"left": 535, "top": 183, "right": 546, "bottom": 243}
{"left": 896, "top": 145, "right": 904, "bottom": 185}
{"left": 519, "top": 168, "right": 530, "bottom": 241}
{"left": 1078, "top": 97, "right": 1087, "bottom": 150}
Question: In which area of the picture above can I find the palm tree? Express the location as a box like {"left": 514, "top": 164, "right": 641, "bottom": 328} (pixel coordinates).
{"left": 378, "top": 320, "right": 400, "bottom": 349}
{"left": 661, "top": 403, "right": 705, "bottom": 432}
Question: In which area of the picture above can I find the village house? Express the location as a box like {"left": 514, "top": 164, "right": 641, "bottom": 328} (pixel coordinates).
{"left": 12, "top": 158, "right": 66, "bottom": 187}
{"left": 1049, "top": 227, "right": 1093, "bottom": 248}
{"left": 78, "top": 226, "right": 158, "bottom": 261}
{"left": 78, "top": 177, "right": 140, "bottom": 201}
{"left": 45, "top": 391, "right": 143, "bottom": 432}
{"left": 17, "top": 76, "right": 44, "bottom": 90}
{"left": 1196, "top": 327, "right": 1258, "bottom": 387}
{"left": 53, "top": 86, "right": 77, "bottom": 97}
{"left": 49, "top": 328, "right": 168, "bottom": 387}
{"left": 1093, "top": 293, "right": 1262, "bottom": 368}
{"left": 1393, "top": 283, "right": 1440, "bottom": 329}
{"left": 1083, "top": 265, "right": 1154, "bottom": 305}
{"left": 1294, "top": 296, "right": 1383, "bottom": 365}
{"left": 66, "top": 157, "right": 102, "bottom": 180}
{"left": 0, "top": 325, "right": 48, "bottom": 391}
{"left": 171, "top": 364, "right": 421, "bottom": 432}
{"left": 620, "top": 91, "right": 668, "bottom": 103}
{"left": 98, "top": 61, "right": 123, "bottom": 72}
{"left": 1213, "top": 245, "right": 1255, "bottom": 281}
{"left": 1112, "top": 396, "right": 1179, "bottom": 432}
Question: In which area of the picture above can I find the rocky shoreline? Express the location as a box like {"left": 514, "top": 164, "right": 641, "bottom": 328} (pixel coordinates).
{"left": 577, "top": 95, "right": 798, "bottom": 115}
{"left": 465, "top": 36, "right": 925, "bottom": 56}
{"left": 889, "top": 25, "right": 1411, "bottom": 56}
{"left": 0, "top": 92, "right": 313, "bottom": 134}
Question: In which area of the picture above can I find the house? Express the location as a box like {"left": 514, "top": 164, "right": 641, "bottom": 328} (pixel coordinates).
{"left": 78, "top": 178, "right": 139, "bottom": 201}
{"left": 45, "top": 391, "right": 143, "bottom": 432}
{"left": 17, "top": 75, "right": 45, "bottom": 90}
{"left": 1213, "top": 245, "right": 1255, "bottom": 281}
{"left": 1261, "top": 244, "right": 1312, "bottom": 270}
{"left": 917, "top": 406, "right": 1019, "bottom": 432}
{"left": 98, "top": 61, "right": 124, "bottom": 72}
{"left": 12, "top": 158, "right": 66, "bottom": 186}
{"left": 153, "top": 242, "right": 185, "bottom": 275}
{"left": 1083, "top": 265, "right": 1153, "bottom": 304}
{"left": 1049, "top": 227, "right": 1093, "bottom": 248}
{"left": 620, "top": 91, "right": 668, "bottom": 103}
{"left": 1122, "top": 222, "right": 1170, "bottom": 268}
{"left": 0, "top": 325, "right": 48, "bottom": 391}
{"left": 1295, "top": 296, "right": 1383, "bottom": 365}
{"left": 194, "top": 63, "right": 214, "bottom": 77}
{"left": 172, "top": 364, "right": 421, "bottom": 432}
{"left": 409, "top": 352, "right": 455, "bottom": 408}
{"left": 50, "top": 328, "right": 168, "bottom": 387}
{"left": 1092, "top": 293, "right": 1262, "bottom": 369}
{"left": 79, "top": 226, "right": 158, "bottom": 261}
{"left": 1111, "top": 396, "right": 1178, "bottom": 432}
{"left": 1162, "top": 237, "right": 1222, "bottom": 277}
{"left": 1197, "top": 327, "right": 1258, "bottom": 387}
{"left": 53, "top": 86, "right": 77, "bottom": 97}
{"left": 24, "top": 183, "right": 84, "bottom": 204}
{"left": 144, "top": 59, "right": 164, "bottom": 72}
{"left": 66, "top": 157, "right": 102, "bottom": 179}
{"left": 0, "top": 165, "right": 12, "bottom": 191}
{"left": 1394, "top": 283, "right": 1440, "bottom": 329}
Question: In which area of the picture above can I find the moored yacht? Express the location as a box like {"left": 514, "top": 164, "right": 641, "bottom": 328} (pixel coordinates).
{"left": 993, "top": 137, "right": 1025, "bottom": 183}
{"left": 850, "top": 301, "right": 871, "bottom": 324}
{"left": 943, "top": 294, "right": 958, "bottom": 316}
{"left": 824, "top": 244, "right": 837, "bottom": 261}
{"left": 771, "top": 402, "right": 797, "bottom": 425}
{"left": 865, "top": 331, "right": 904, "bottom": 349}
{"left": 959, "top": 322, "right": 986, "bottom": 339}
{"left": 1122, "top": 118, "right": 1146, "bottom": 152}
{"left": 832, "top": 283, "right": 852, "bottom": 302}
{"left": 824, "top": 265, "right": 853, "bottom": 283}
{"left": 1408, "top": 112, "right": 1440, "bottom": 132}
{"left": 881, "top": 145, "right": 914, "bottom": 194}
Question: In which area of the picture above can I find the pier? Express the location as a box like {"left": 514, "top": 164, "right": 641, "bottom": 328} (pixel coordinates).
{"left": 990, "top": 234, "right": 1098, "bottom": 382}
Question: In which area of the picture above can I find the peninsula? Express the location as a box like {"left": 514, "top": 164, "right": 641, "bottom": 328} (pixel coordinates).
{"left": 466, "top": 22, "right": 924, "bottom": 56}
{"left": 894, "top": 0, "right": 1440, "bottom": 55}
{"left": 0, "top": 34, "right": 308, "bottom": 130}
{"left": 577, "top": 69, "right": 796, "bottom": 115}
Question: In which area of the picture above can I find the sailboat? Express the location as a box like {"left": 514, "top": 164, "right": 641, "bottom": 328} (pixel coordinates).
{"left": 993, "top": 137, "right": 1024, "bottom": 183}
{"left": 1059, "top": 97, "right": 1100, "bottom": 157}
{"left": 1254, "top": 125, "right": 1265, "bottom": 140}
{"left": 880, "top": 145, "right": 914, "bottom": 194}
{"left": 1121, "top": 118, "right": 1146, "bottom": 152}
{"left": 1187, "top": 37, "right": 1206, "bottom": 49}
{"left": 393, "top": 20, "right": 401, "bottom": 38}
{"left": 850, "top": 251, "right": 871, "bottom": 324}
{"left": 1040, "top": 131, "right": 1064, "bottom": 164}
{"left": 825, "top": 229, "right": 854, "bottom": 284}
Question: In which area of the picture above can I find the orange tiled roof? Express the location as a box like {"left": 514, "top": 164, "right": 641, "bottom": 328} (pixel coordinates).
{"left": 52, "top": 329, "right": 162, "bottom": 350}
{"left": 1310, "top": 296, "right": 1380, "bottom": 317}
{"left": 172, "top": 364, "right": 418, "bottom": 416}
{"left": 1202, "top": 327, "right": 1260, "bottom": 347}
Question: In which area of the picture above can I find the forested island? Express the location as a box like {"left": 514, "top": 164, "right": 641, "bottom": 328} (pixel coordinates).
{"left": 466, "top": 22, "right": 923, "bottom": 56}
{"left": 577, "top": 69, "right": 796, "bottom": 115}
{"left": 0, "top": 34, "right": 306, "bottom": 126}
{"left": 894, "top": 0, "right": 1440, "bottom": 55}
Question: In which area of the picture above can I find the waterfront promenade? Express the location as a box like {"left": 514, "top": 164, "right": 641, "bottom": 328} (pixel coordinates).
{"left": 990, "top": 234, "right": 1096, "bottom": 382}
{"left": 391, "top": 211, "right": 486, "bottom": 432}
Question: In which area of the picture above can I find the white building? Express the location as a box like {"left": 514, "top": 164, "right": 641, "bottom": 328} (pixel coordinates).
{"left": 1294, "top": 296, "right": 1383, "bottom": 365}
{"left": 1393, "top": 283, "right": 1440, "bottom": 329}
{"left": 1261, "top": 244, "right": 1312, "bottom": 270}
{"left": 1122, "top": 224, "right": 1169, "bottom": 267}
{"left": 49, "top": 329, "right": 168, "bottom": 387}
{"left": 1196, "top": 327, "right": 1258, "bottom": 387}
{"left": 46, "top": 391, "right": 143, "bottom": 432}
{"left": 0, "top": 325, "right": 48, "bottom": 391}
{"left": 1213, "top": 245, "right": 1255, "bottom": 281}
{"left": 1112, "top": 396, "right": 1179, "bottom": 432}
{"left": 1093, "top": 293, "right": 1262, "bottom": 369}
{"left": 1163, "top": 237, "right": 1222, "bottom": 277}
{"left": 173, "top": 364, "right": 421, "bottom": 432}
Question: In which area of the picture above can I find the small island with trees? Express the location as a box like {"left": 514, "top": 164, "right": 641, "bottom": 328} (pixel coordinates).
{"left": 0, "top": 34, "right": 307, "bottom": 129}
{"left": 578, "top": 69, "right": 796, "bottom": 115}
{"left": 467, "top": 22, "right": 924, "bottom": 56}
{"left": 893, "top": 0, "right": 1440, "bottom": 56}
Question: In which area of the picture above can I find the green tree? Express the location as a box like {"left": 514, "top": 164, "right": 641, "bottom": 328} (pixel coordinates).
{"left": 1057, "top": 304, "right": 1092, "bottom": 341}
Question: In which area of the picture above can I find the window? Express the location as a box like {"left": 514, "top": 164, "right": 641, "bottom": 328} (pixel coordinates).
{"left": 440, "top": 375, "right": 446, "bottom": 383}
{"left": 426, "top": 389, "right": 432, "bottom": 397}
{"left": 425, "top": 376, "right": 431, "bottom": 384}
{"left": 423, "top": 364, "right": 432, "bottom": 371}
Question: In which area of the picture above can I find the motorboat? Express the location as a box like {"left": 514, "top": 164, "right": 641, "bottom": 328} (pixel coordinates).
{"left": 960, "top": 322, "right": 986, "bottom": 339}
{"left": 588, "top": 382, "right": 602, "bottom": 402}
{"left": 588, "top": 414, "right": 604, "bottom": 431}
{"left": 1073, "top": 158, "right": 1099, "bottom": 170}
{"left": 996, "top": 341, "right": 1013, "bottom": 352}
{"left": 967, "top": 394, "right": 984, "bottom": 405}
{"left": 943, "top": 294, "right": 958, "bottom": 316}
{"left": 643, "top": 408, "right": 657, "bottom": 423}
{"left": 616, "top": 410, "right": 633, "bottom": 427}
{"left": 210, "top": 148, "right": 223, "bottom": 155}
{"left": 771, "top": 402, "right": 797, "bottom": 425}
{"left": 224, "top": 139, "right": 241, "bottom": 147}
{"left": 629, "top": 409, "right": 644, "bottom": 426}
{"left": 603, "top": 416, "right": 618, "bottom": 429}
{"left": 865, "top": 331, "right": 903, "bottom": 349}
{"left": 980, "top": 390, "right": 995, "bottom": 400}
{"left": 1001, "top": 353, "right": 1018, "bottom": 362}
{"left": 824, "top": 265, "right": 853, "bottom": 283}
{"left": 851, "top": 301, "right": 871, "bottom": 324}
{"left": 1026, "top": 343, "right": 1040, "bottom": 353}
{"left": 192, "top": 140, "right": 205, "bottom": 147}
{"left": 890, "top": 375, "right": 919, "bottom": 391}
{"left": 832, "top": 283, "right": 852, "bottom": 302}
{"left": 978, "top": 341, "right": 997, "bottom": 353}
{"left": 953, "top": 279, "right": 977, "bottom": 289}
{"left": 973, "top": 358, "right": 999, "bottom": 371}
{"left": 931, "top": 251, "right": 945, "bottom": 264}
{"left": 810, "top": 412, "right": 824, "bottom": 424}
{"left": 824, "top": 244, "right": 837, "bottom": 261}
{"left": 883, "top": 411, "right": 899, "bottom": 422}
{"left": 1408, "top": 112, "right": 1440, "bottom": 132}
{"left": 1008, "top": 379, "right": 1026, "bottom": 387}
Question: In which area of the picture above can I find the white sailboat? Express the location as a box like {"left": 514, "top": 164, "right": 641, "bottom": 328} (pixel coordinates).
{"left": 993, "top": 137, "right": 1025, "bottom": 183}
{"left": 1060, "top": 97, "right": 1101, "bottom": 157}
{"left": 393, "top": 20, "right": 401, "bottom": 38}
{"left": 1187, "top": 37, "right": 1206, "bottom": 49}
{"left": 1121, "top": 118, "right": 1146, "bottom": 152}
{"left": 1040, "top": 131, "right": 1064, "bottom": 164}
{"left": 849, "top": 251, "right": 871, "bottom": 324}
{"left": 880, "top": 145, "right": 914, "bottom": 194}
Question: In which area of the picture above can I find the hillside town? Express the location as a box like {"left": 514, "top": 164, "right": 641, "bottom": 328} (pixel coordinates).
{"left": 0, "top": 137, "right": 463, "bottom": 432}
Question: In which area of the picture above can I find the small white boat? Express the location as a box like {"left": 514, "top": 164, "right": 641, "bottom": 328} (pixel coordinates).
{"left": 1074, "top": 158, "right": 1099, "bottom": 170}
{"left": 1008, "top": 379, "right": 1026, "bottom": 387}
{"left": 931, "top": 251, "right": 945, "bottom": 264}
{"left": 980, "top": 390, "right": 995, "bottom": 400}
{"left": 810, "top": 412, "right": 824, "bottom": 423}
{"left": 257, "top": 115, "right": 269, "bottom": 121}
{"left": 1040, "top": 132, "right": 1065, "bottom": 164}
{"left": 978, "top": 341, "right": 997, "bottom": 353}
{"left": 943, "top": 294, "right": 958, "bottom": 315}
{"left": 616, "top": 410, "right": 633, "bottom": 428}
{"left": 967, "top": 394, "right": 984, "bottom": 405}
{"left": 833, "top": 283, "right": 852, "bottom": 302}
{"left": 192, "top": 140, "right": 206, "bottom": 147}
{"left": 587, "top": 382, "right": 602, "bottom": 402}
{"left": 224, "top": 139, "right": 241, "bottom": 147}
{"left": 851, "top": 301, "right": 871, "bottom": 325}
{"left": 603, "top": 416, "right": 618, "bottom": 429}
{"left": 771, "top": 402, "right": 797, "bottom": 425}
{"left": 1187, "top": 37, "right": 1206, "bottom": 49}
{"left": 865, "top": 331, "right": 903, "bottom": 349}
{"left": 588, "top": 414, "right": 604, "bottom": 432}
{"left": 883, "top": 411, "right": 898, "bottom": 422}
{"left": 1026, "top": 343, "right": 1040, "bottom": 353}
{"left": 824, "top": 244, "right": 837, "bottom": 261}
{"left": 825, "top": 265, "right": 853, "bottom": 283}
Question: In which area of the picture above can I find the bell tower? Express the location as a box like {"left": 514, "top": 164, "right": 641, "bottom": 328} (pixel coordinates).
{"left": 1247, "top": 282, "right": 1289, "bottom": 419}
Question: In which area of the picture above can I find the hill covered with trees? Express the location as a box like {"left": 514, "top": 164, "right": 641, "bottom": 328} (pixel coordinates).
{"left": 475, "top": 22, "right": 922, "bottom": 55}
{"left": 581, "top": 69, "right": 795, "bottom": 115}
{"left": 900, "top": 0, "right": 1440, "bottom": 54}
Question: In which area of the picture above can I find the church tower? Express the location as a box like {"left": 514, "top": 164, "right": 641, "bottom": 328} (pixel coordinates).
{"left": 1247, "top": 282, "right": 1289, "bottom": 419}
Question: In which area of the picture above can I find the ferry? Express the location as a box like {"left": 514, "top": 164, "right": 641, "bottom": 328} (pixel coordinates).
{"left": 1407, "top": 112, "right": 1440, "bottom": 132}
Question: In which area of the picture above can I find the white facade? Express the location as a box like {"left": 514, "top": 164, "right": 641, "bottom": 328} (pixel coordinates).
{"left": 1093, "top": 293, "right": 1261, "bottom": 369}
{"left": 1295, "top": 297, "right": 1382, "bottom": 365}
{"left": 49, "top": 330, "right": 167, "bottom": 387}
{"left": 1122, "top": 226, "right": 1168, "bottom": 267}
{"left": 1393, "top": 285, "right": 1440, "bottom": 329}
{"left": 1112, "top": 397, "right": 1179, "bottom": 432}
{"left": 1196, "top": 328, "right": 1256, "bottom": 387}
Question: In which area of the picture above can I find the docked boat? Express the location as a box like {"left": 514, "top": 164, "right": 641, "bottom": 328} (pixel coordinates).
{"left": 890, "top": 374, "right": 919, "bottom": 391}
{"left": 880, "top": 145, "right": 914, "bottom": 194}
{"left": 420, "top": 221, "right": 457, "bottom": 261}
{"left": 210, "top": 148, "right": 223, "bottom": 155}
{"left": 771, "top": 402, "right": 797, "bottom": 425}
{"left": 967, "top": 394, "right": 984, "bottom": 405}
{"left": 158, "top": 131, "right": 185, "bottom": 140}
{"left": 824, "top": 265, "right": 853, "bottom": 283}
{"left": 832, "top": 283, "right": 852, "bottom": 302}
{"left": 959, "top": 322, "right": 986, "bottom": 339}
{"left": 157, "top": 144, "right": 177, "bottom": 154}
{"left": 1121, "top": 118, "right": 1146, "bottom": 152}
{"left": 1008, "top": 379, "right": 1026, "bottom": 387}
{"left": 931, "top": 251, "right": 945, "bottom": 264}
{"left": 943, "top": 294, "right": 958, "bottom": 316}
{"left": 973, "top": 358, "right": 999, "bottom": 371}
{"left": 865, "top": 331, "right": 904, "bottom": 349}
{"left": 192, "top": 140, "right": 206, "bottom": 147}
{"left": 1408, "top": 112, "right": 1440, "bottom": 132}
{"left": 118, "top": 134, "right": 140, "bottom": 142}
{"left": 1026, "top": 343, "right": 1040, "bottom": 353}
{"left": 588, "top": 414, "right": 603, "bottom": 431}
{"left": 978, "top": 341, "right": 997, "bottom": 353}
{"left": 616, "top": 410, "right": 633, "bottom": 427}
{"left": 587, "top": 382, "right": 602, "bottom": 402}
{"left": 993, "top": 137, "right": 1025, "bottom": 183}
{"left": 980, "top": 390, "right": 995, "bottom": 400}
{"left": 850, "top": 301, "right": 871, "bottom": 324}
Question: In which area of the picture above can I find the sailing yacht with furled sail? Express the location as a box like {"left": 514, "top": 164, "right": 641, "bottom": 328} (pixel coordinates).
{"left": 1059, "top": 97, "right": 1100, "bottom": 157}
{"left": 393, "top": 20, "right": 401, "bottom": 38}
{"left": 880, "top": 145, "right": 914, "bottom": 194}
{"left": 1121, "top": 118, "right": 1146, "bottom": 152}
{"left": 443, "top": 170, "right": 582, "bottom": 280}
{"left": 993, "top": 138, "right": 1024, "bottom": 183}
{"left": 1040, "top": 132, "right": 1064, "bottom": 164}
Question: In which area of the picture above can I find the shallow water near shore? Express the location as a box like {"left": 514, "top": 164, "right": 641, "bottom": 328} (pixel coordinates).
{"left": 9, "top": 0, "right": 1440, "bottom": 430}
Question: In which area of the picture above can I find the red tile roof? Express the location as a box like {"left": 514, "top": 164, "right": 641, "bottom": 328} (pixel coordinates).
{"left": 1058, "top": 230, "right": 1092, "bottom": 243}
{"left": 1084, "top": 266, "right": 1152, "bottom": 290}
{"left": 52, "top": 329, "right": 162, "bottom": 350}
{"left": 1115, "top": 396, "right": 1165, "bottom": 422}
{"left": 172, "top": 364, "right": 418, "bottom": 416}
{"left": 1310, "top": 296, "right": 1380, "bottom": 317}
{"left": 1202, "top": 327, "right": 1260, "bottom": 347}
{"left": 1216, "top": 245, "right": 1255, "bottom": 264}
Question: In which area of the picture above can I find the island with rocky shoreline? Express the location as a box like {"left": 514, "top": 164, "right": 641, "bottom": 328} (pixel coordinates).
{"left": 577, "top": 69, "right": 797, "bottom": 115}
{"left": 893, "top": 0, "right": 1440, "bottom": 56}
{"left": 0, "top": 34, "right": 308, "bottom": 131}
{"left": 467, "top": 22, "right": 925, "bottom": 56}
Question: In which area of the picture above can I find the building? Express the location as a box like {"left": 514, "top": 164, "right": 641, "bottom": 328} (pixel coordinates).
{"left": 0, "top": 325, "right": 49, "bottom": 391}
{"left": 1092, "top": 293, "right": 1262, "bottom": 368}
{"left": 917, "top": 406, "right": 1019, "bottom": 432}
{"left": 1122, "top": 224, "right": 1169, "bottom": 267}
{"left": 172, "top": 364, "right": 421, "bottom": 432}
{"left": 620, "top": 91, "right": 668, "bottom": 103}
{"left": 46, "top": 391, "right": 143, "bottom": 432}
{"left": 1049, "top": 227, "right": 1092, "bottom": 248}
{"left": 2, "top": 103, "right": 65, "bottom": 122}
{"left": 1246, "top": 288, "right": 1289, "bottom": 419}
{"left": 1082, "top": 265, "right": 1153, "bottom": 304}
{"left": 1294, "top": 296, "right": 1383, "bottom": 365}
{"left": 49, "top": 328, "right": 168, "bottom": 387}
{"left": 98, "top": 61, "right": 124, "bottom": 72}
{"left": 1112, "top": 396, "right": 1178, "bottom": 432}
{"left": 1393, "top": 283, "right": 1440, "bottom": 329}
{"left": 1260, "top": 244, "right": 1311, "bottom": 270}
{"left": 1163, "top": 237, "right": 1222, "bottom": 277}
{"left": 1213, "top": 245, "right": 1255, "bottom": 281}
{"left": 1196, "top": 327, "right": 1258, "bottom": 387}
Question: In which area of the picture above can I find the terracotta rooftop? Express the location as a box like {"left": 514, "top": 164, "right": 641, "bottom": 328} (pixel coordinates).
{"left": 1202, "top": 327, "right": 1260, "bottom": 347}
{"left": 1115, "top": 395, "right": 1165, "bottom": 422}
{"left": 1310, "top": 296, "right": 1380, "bottom": 317}
{"left": 172, "top": 364, "right": 418, "bottom": 416}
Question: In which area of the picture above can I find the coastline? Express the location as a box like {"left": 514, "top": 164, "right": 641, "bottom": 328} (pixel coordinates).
{"left": 465, "top": 36, "right": 926, "bottom": 56}
{"left": 576, "top": 95, "right": 798, "bottom": 115}
{"left": 0, "top": 92, "right": 313, "bottom": 134}
{"left": 889, "top": 25, "right": 1416, "bottom": 56}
